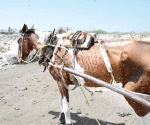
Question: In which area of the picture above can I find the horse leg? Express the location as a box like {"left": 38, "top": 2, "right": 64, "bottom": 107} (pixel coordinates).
{"left": 57, "top": 82, "right": 72, "bottom": 125}
{"left": 59, "top": 96, "right": 65, "bottom": 124}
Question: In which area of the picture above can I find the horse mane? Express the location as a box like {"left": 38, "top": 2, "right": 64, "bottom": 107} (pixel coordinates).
{"left": 25, "top": 29, "right": 35, "bottom": 34}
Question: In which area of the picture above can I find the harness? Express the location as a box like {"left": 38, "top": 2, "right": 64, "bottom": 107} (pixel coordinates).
{"left": 46, "top": 32, "right": 102, "bottom": 125}
{"left": 71, "top": 31, "right": 95, "bottom": 49}
{"left": 40, "top": 31, "right": 118, "bottom": 86}
{"left": 98, "top": 40, "right": 117, "bottom": 85}
{"left": 39, "top": 31, "right": 95, "bottom": 89}
{"left": 39, "top": 32, "right": 120, "bottom": 125}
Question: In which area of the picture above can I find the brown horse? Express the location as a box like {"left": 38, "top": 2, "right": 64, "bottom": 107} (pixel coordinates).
{"left": 17, "top": 24, "right": 50, "bottom": 62}
{"left": 17, "top": 24, "right": 74, "bottom": 62}
{"left": 17, "top": 27, "right": 150, "bottom": 124}
{"left": 39, "top": 34, "right": 150, "bottom": 124}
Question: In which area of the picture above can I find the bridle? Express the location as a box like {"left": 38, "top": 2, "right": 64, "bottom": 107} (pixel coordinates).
{"left": 17, "top": 33, "right": 40, "bottom": 64}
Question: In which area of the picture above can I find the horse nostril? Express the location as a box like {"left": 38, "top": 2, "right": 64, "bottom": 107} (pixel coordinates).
{"left": 38, "top": 59, "right": 42, "bottom": 64}
{"left": 18, "top": 60, "right": 22, "bottom": 64}
{"left": 38, "top": 60, "right": 41, "bottom": 64}
{"left": 38, "top": 55, "right": 45, "bottom": 64}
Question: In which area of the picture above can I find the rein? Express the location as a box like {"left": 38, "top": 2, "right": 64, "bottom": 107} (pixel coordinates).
{"left": 18, "top": 49, "right": 39, "bottom": 64}
{"left": 18, "top": 44, "right": 54, "bottom": 64}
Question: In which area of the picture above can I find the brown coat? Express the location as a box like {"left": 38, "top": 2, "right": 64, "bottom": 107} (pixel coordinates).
{"left": 49, "top": 41, "right": 150, "bottom": 116}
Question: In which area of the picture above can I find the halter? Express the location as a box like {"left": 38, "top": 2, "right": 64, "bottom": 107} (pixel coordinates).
{"left": 17, "top": 33, "right": 41, "bottom": 64}
{"left": 71, "top": 30, "right": 82, "bottom": 47}
{"left": 18, "top": 49, "right": 40, "bottom": 64}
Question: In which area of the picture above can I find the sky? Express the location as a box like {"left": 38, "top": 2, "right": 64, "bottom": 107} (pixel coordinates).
{"left": 0, "top": 0, "right": 150, "bottom": 32}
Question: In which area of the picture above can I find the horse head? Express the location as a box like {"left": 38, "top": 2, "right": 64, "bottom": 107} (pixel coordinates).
{"left": 17, "top": 24, "right": 39, "bottom": 63}
{"left": 38, "top": 29, "right": 58, "bottom": 67}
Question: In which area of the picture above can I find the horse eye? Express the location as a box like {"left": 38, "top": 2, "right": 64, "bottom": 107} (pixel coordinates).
{"left": 18, "top": 38, "right": 22, "bottom": 44}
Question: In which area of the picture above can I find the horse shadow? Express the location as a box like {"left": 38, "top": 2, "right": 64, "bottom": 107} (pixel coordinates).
{"left": 48, "top": 110, "right": 125, "bottom": 125}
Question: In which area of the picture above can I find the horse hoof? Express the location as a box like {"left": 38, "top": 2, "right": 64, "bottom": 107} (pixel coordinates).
{"left": 59, "top": 112, "right": 65, "bottom": 124}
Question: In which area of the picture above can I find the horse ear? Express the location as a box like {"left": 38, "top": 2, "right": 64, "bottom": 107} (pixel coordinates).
{"left": 52, "top": 29, "right": 55, "bottom": 34}
{"left": 20, "top": 24, "right": 28, "bottom": 33}
{"left": 31, "top": 24, "right": 34, "bottom": 29}
{"left": 17, "top": 38, "right": 22, "bottom": 44}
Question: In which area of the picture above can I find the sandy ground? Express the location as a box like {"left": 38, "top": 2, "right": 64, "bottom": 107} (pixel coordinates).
{"left": 0, "top": 63, "right": 150, "bottom": 125}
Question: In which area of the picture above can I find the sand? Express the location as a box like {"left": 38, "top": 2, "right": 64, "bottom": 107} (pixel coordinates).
{"left": 0, "top": 63, "right": 149, "bottom": 125}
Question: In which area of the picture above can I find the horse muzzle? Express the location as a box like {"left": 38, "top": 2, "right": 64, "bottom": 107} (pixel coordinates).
{"left": 17, "top": 57, "right": 22, "bottom": 63}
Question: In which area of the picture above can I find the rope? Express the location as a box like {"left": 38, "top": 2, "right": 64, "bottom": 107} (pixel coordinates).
{"left": 78, "top": 85, "right": 101, "bottom": 125}
{"left": 70, "top": 53, "right": 101, "bottom": 125}
{"left": 110, "top": 72, "right": 117, "bottom": 85}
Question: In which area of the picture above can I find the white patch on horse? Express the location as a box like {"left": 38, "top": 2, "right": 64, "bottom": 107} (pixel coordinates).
{"left": 60, "top": 97, "right": 63, "bottom": 112}
{"left": 57, "top": 38, "right": 64, "bottom": 45}
{"left": 57, "top": 32, "right": 73, "bottom": 39}
{"left": 34, "top": 30, "right": 50, "bottom": 44}
{"left": 56, "top": 33, "right": 73, "bottom": 47}
{"left": 68, "top": 48, "right": 74, "bottom": 57}
{"left": 80, "top": 35, "right": 91, "bottom": 48}
{"left": 74, "top": 57, "right": 85, "bottom": 85}
{"left": 50, "top": 44, "right": 60, "bottom": 63}
{"left": 62, "top": 97, "right": 71, "bottom": 124}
